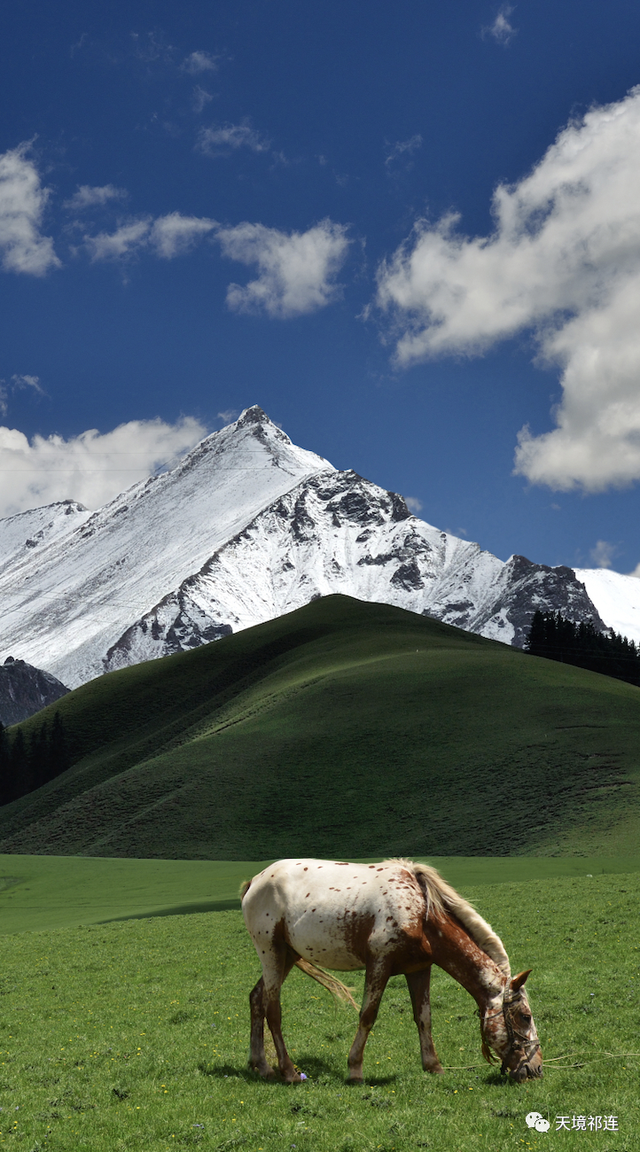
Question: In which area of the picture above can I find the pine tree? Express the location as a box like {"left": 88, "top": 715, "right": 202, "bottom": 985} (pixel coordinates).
{"left": 8, "top": 729, "right": 27, "bottom": 803}
{"left": 525, "top": 610, "right": 640, "bottom": 687}
{"left": 47, "top": 712, "right": 70, "bottom": 783}
{"left": 0, "top": 722, "right": 9, "bottom": 806}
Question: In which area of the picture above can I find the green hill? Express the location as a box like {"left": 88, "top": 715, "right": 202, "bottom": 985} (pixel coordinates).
{"left": 1, "top": 594, "right": 639, "bottom": 858}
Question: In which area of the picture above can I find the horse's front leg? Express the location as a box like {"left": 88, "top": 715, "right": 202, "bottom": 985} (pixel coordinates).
{"left": 347, "top": 959, "right": 391, "bottom": 1083}
{"left": 405, "top": 967, "right": 443, "bottom": 1074}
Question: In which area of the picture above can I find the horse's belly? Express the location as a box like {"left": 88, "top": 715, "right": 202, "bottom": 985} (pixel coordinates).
{"left": 287, "top": 921, "right": 365, "bottom": 971}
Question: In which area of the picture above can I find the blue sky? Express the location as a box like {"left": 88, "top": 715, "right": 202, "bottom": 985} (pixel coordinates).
{"left": 3, "top": 0, "right": 640, "bottom": 574}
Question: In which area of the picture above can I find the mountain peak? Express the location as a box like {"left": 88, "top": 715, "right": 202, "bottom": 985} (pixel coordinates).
{"left": 235, "top": 405, "right": 270, "bottom": 427}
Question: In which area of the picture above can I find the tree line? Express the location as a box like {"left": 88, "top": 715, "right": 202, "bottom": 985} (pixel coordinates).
{"left": 525, "top": 610, "right": 640, "bottom": 686}
{"left": 0, "top": 712, "right": 71, "bottom": 807}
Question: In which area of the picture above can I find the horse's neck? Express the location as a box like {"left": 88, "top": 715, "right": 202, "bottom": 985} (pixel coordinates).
{"left": 426, "top": 910, "right": 506, "bottom": 1010}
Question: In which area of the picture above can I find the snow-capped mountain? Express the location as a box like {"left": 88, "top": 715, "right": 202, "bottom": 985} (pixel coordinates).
{"left": 0, "top": 405, "right": 629, "bottom": 688}
{"left": 103, "top": 469, "right": 605, "bottom": 672}
{"left": 0, "top": 407, "right": 332, "bottom": 687}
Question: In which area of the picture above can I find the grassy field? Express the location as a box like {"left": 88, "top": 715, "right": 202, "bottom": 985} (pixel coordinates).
{"left": 2, "top": 596, "right": 640, "bottom": 860}
{"left": 0, "top": 869, "right": 637, "bottom": 1152}
{"left": 2, "top": 853, "right": 640, "bottom": 936}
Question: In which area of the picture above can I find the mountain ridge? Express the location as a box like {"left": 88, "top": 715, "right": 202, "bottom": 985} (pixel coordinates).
{"left": 0, "top": 405, "right": 631, "bottom": 686}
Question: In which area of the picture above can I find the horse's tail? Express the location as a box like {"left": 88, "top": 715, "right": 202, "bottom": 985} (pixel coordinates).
{"left": 294, "top": 957, "right": 358, "bottom": 1010}
{"left": 239, "top": 879, "right": 252, "bottom": 900}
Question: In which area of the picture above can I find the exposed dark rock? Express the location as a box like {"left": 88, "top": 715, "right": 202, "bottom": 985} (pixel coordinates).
{"left": 470, "top": 555, "right": 608, "bottom": 649}
{"left": 391, "top": 561, "right": 425, "bottom": 591}
{"left": 388, "top": 492, "right": 412, "bottom": 522}
{"left": 0, "top": 658, "right": 69, "bottom": 725}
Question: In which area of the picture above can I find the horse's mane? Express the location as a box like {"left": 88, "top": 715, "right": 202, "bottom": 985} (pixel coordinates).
{"left": 387, "top": 859, "right": 511, "bottom": 977}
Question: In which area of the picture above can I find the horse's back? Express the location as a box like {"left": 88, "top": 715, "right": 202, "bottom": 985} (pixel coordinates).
{"left": 242, "top": 858, "right": 426, "bottom": 972}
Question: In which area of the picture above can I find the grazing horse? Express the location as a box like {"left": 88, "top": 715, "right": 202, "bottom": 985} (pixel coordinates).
{"left": 241, "top": 858, "right": 542, "bottom": 1084}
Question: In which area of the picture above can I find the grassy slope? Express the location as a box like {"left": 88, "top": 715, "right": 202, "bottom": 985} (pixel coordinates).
{"left": 0, "top": 872, "right": 637, "bottom": 1152}
{"left": 2, "top": 853, "right": 640, "bottom": 936}
{"left": 1, "top": 595, "right": 640, "bottom": 859}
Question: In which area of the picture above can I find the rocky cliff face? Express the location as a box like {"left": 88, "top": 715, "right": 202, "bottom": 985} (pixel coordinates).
{"left": 0, "top": 658, "right": 69, "bottom": 726}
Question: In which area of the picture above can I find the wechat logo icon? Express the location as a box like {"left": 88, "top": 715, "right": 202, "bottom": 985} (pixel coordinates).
{"left": 526, "top": 1112, "right": 550, "bottom": 1133}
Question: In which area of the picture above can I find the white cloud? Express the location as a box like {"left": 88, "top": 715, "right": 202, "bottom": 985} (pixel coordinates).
{"left": 590, "top": 540, "right": 617, "bottom": 569}
{"left": 0, "top": 374, "right": 45, "bottom": 417}
{"left": 63, "top": 184, "right": 127, "bottom": 210}
{"left": 149, "top": 213, "right": 217, "bottom": 257}
{"left": 484, "top": 5, "right": 517, "bottom": 44}
{"left": 385, "top": 135, "right": 423, "bottom": 169}
{"left": 0, "top": 143, "right": 61, "bottom": 276}
{"left": 85, "top": 218, "right": 152, "bottom": 261}
{"left": 192, "top": 85, "right": 213, "bottom": 113}
{"left": 217, "top": 220, "right": 350, "bottom": 318}
{"left": 404, "top": 496, "right": 423, "bottom": 513}
{"left": 11, "top": 373, "right": 44, "bottom": 395}
{"left": 182, "top": 50, "right": 219, "bottom": 74}
{"left": 197, "top": 123, "right": 271, "bottom": 156}
{"left": 376, "top": 86, "right": 640, "bottom": 492}
{"left": 0, "top": 416, "right": 206, "bottom": 517}
{"left": 84, "top": 213, "right": 216, "bottom": 261}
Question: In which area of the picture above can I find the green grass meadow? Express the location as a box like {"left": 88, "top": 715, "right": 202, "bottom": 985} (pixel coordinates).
{"left": 3, "top": 596, "right": 640, "bottom": 860}
{"left": 0, "top": 858, "right": 638, "bottom": 1151}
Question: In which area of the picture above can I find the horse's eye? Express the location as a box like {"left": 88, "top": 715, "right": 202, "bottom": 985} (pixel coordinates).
{"left": 521, "top": 1013, "right": 531, "bottom": 1023}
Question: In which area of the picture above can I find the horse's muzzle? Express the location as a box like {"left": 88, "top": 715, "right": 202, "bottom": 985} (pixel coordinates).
{"left": 508, "top": 1055, "right": 543, "bottom": 1082}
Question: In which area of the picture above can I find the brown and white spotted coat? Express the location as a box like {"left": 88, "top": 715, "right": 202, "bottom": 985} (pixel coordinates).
{"left": 241, "top": 858, "right": 542, "bottom": 1084}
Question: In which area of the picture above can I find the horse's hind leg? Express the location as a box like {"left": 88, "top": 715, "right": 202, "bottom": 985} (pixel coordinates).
{"left": 255, "top": 946, "right": 301, "bottom": 1083}
{"left": 405, "top": 967, "right": 443, "bottom": 1074}
{"left": 249, "top": 976, "right": 275, "bottom": 1079}
{"left": 347, "top": 959, "right": 391, "bottom": 1083}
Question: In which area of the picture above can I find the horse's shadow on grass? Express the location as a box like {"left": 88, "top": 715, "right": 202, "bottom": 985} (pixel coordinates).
{"left": 198, "top": 1059, "right": 398, "bottom": 1086}
{"left": 199, "top": 1062, "right": 257, "bottom": 1083}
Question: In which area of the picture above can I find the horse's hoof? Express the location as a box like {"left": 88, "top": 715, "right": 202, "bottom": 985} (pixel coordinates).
{"left": 347, "top": 1076, "right": 364, "bottom": 1085}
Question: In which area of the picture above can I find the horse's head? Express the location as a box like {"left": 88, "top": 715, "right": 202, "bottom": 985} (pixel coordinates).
{"left": 480, "top": 969, "right": 543, "bottom": 1082}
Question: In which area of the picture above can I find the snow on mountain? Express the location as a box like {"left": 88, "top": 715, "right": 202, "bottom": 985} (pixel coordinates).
{"left": 574, "top": 568, "right": 640, "bottom": 644}
{"left": 0, "top": 500, "right": 90, "bottom": 573}
{"left": 0, "top": 405, "right": 622, "bottom": 687}
{"left": 0, "top": 407, "right": 332, "bottom": 686}
{"left": 103, "top": 468, "right": 604, "bottom": 671}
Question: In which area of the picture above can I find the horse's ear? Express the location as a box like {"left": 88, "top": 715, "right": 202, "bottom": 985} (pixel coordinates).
{"left": 510, "top": 969, "right": 532, "bottom": 991}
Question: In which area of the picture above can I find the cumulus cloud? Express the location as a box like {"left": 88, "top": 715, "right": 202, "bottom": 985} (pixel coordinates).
{"left": 0, "top": 143, "right": 61, "bottom": 276}
{"left": 149, "top": 213, "right": 217, "bottom": 257}
{"left": 590, "top": 540, "right": 617, "bottom": 568}
{"left": 484, "top": 5, "right": 517, "bottom": 44}
{"left": 0, "top": 416, "right": 206, "bottom": 517}
{"left": 217, "top": 220, "right": 350, "bottom": 318}
{"left": 197, "top": 123, "right": 271, "bottom": 156}
{"left": 404, "top": 496, "right": 423, "bottom": 514}
{"left": 376, "top": 86, "right": 640, "bottom": 492}
{"left": 85, "top": 218, "right": 152, "bottom": 262}
{"left": 182, "top": 50, "right": 219, "bottom": 74}
{"left": 63, "top": 184, "right": 127, "bottom": 210}
{"left": 84, "top": 213, "right": 216, "bottom": 261}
